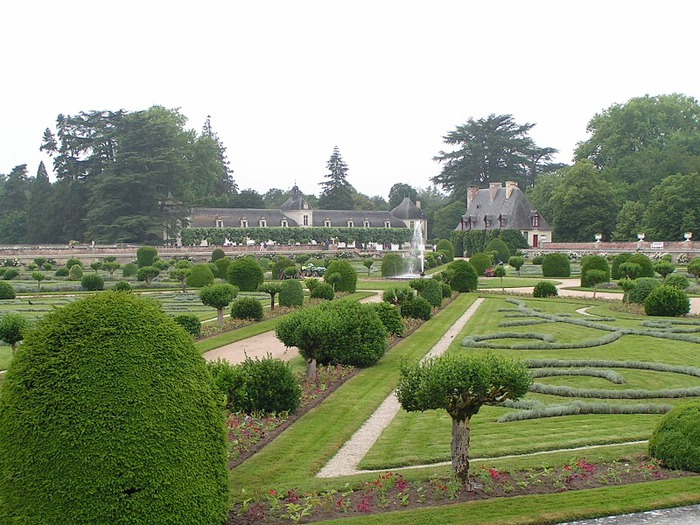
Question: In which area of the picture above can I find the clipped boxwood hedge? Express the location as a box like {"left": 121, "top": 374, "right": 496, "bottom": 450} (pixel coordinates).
{"left": 469, "top": 253, "right": 492, "bottom": 276}
{"left": 0, "top": 292, "right": 229, "bottom": 525}
{"left": 0, "top": 281, "right": 15, "bottom": 300}
{"left": 581, "top": 254, "right": 610, "bottom": 287}
{"left": 649, "top": 401, "right": 700, "bottom": 472}
{"left": 541, "top": 253, "right": 571, "bottom": 277}
{"left": 278, "top": 279, "right": 304, "bottom": 307}
{"left": 323, "top": 259, "right": 357, "bottom": 293}
{"left": 644, "top": 285, "right": 691, "bottom": 317}
{"left": 628, "top": 277, "right": 662, "bottom": 304}
{"left": 231, "top": 296, "right": 264, "bottom": 321}
{"left": 173, "top": 313, "right": 202, "bottom": 337}
{"left": 227, "top": 256, "right": 264, "bottom": 291}
{"left": 533, "top": 281, "right": 558, "bottom": 298}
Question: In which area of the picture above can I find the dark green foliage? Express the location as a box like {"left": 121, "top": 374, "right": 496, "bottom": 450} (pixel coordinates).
{"left": 627, "top": 253, "right": 655, "bottom": 278}
{"left": 135, "top": 246, "right": 158, "bottom": 268}
{"left": 644, "top": 286, "right": 691, "bottom": 317}
{"left": 381, "top": 253, "right": 406, "bottom": 277}
{"left": 498, "top": 229, "right": 529, "bottom": 254}
{"left": 122, "top": 262, "right": 138, "bottom": 277}
{"left": 628, "top": 277, "right": 662, "bottom": 304}
{"left": 213, "top": 257, "right": 232, "bottom": 279}
{"left": 666, "top": 274, "right": 690, "bottom": 290}
{"left": 68, "top": 264, "right": 83, "bottom": 281}
{"left": 416, "top": 278, "right": 443, "bottom": 307}
{"left": 231, "top": 297, "right": 264, "bottom": 321}
{"left": 200, "top": 283, "right": 238, "bottom": 328}
{"left": 211, "top": 247, "right": 225, "bottom": 262}
{"left": 1, "top": 269, "right": 18, "bottom": 280}
{"left": 0, "top": 292, "right": 229, "bottom": 525}
{"left": 382, "top": 286, "right": 415, "bottom": 305}
{"left": 441, "top": 282, "right": 453, "bottom": 298}
{"left": 227, "top": 257, "right": 264, "bottom": 291}
{"left": 0, "top": 282, "right": 15, "bottom": 299}
{"left": 206, "top": 358, "right": 247, "bottom": 411}
{"left": 533, "top": 281, "right": 558, "bottom": 298}
{"left": 688, "top": 258, "right": 700, "bottom": 281}
{"left": 435, "top": 239, "right": 454, "bottom": 262}
{"left": 65, "top": 257, "right": 82, "bottom": 270}
{"left": 278, "top": 279, "right": 304, "bottom": 307}
{"left": 136, "top": 265, "right": 160, "bottom": 284}
{"left": 541, "top": 253, "right": 571, "bottom": 277}
{"left": 654, "top": 261, "right": 676, "bottom": 280}
{"left": 239, "top": 356, "right": 301, "bottom": 414}
{"left": 581, "top": 254, "right": 611, "bottom": 287}
{"left": 400, "top": 296, "right": 432, "bottom": 320}
{"left": 484, "top": 238, "right": 510, "bottom": 263}
{"left": 153, "top": 259, "right": 170, "bottom": 271}
{"left": 324, "top": 259, "right": 357, "bottom": 293}
{"left": 368, "top": 302, "right": 404, "bottom": 336}
{"left": 272, "top": 256, "right": 296, "bottom": 279}
{"left": 173, "top": 314, "right": 202, "bottom": 337}
{"left": 0, "top": 314, "right": 28, "bottom": 353}
{"left": 469, "top": 253, "right": 492, "bottom": 276}
{"left": 54, "top": 267, "right": 69, "bottom": 277}
{"left": 531, "top": 255, "right": 544, "bottom": 265}
{"left": 649, "top": 401, "right": 700, "bottom": 472}
{"left": 80, "top": 273, "right": 105, "bottom": 291}
{"left": 611, "top": 253, "right": 632, "bottom": 279}
{"left": 309, "top": 281, "right": 335, "bottom": 300}
{"left": 508, "top": 256, "right": 525, "bottom": 273}
{"left": 112, "top": 281, "right": 132, "bottom": 292}
{"left": 447, "top": 260, "right": 478, "bottom": 292}
{"left": 619, "top": 262, "right": 642, "bottom": 280}
{"left": 186, "top": 263, "right": 215, "bottom": 288}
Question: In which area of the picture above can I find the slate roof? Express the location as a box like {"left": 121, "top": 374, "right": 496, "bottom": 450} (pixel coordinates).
{"left": 189, "top": 208, "right": 298, "bottom": 228}
{"left": 390, "top": 197, "right": 426, "bottom": 220}
{"left": 457, "top": 185, "right": 551, "bottom": 231}
{"left": 279, "top": 185, "right": 312, "bottom": 211}
{"left": 311, "top": 211, "right": 405, "bottom": 228}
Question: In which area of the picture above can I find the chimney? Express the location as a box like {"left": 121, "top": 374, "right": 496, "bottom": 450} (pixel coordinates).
{"left": 467, "top": 185, "right": 479, "bottom": 208}
{"left": 416, "top": 200, "right": 421, "bottom": 209}
{"left": 506, "top": 180, "right": 518, "bottom": 199}
{"left": 489, "top": 182, "right": 502, "bottom": 203}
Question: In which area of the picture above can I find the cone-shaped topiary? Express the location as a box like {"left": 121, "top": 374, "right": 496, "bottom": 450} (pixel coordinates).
{"left": 649, "top": 401, "right": 700, "bottom": 472}
{"left": 0, "top": 292, "right": 229, "bottom": 525}
{"left": 484, "top": 238, "right": 510, "bottom": 264}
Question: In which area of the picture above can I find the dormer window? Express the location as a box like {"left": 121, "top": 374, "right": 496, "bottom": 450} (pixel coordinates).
{"left": 498, "top": 214, "right": 507, "bottom": 228}
{"left": 259, "top": 218, "right": 267, "bottom": 227}
{"left": 280, "top": 219, "right": 288, "bottom": 227}
{"left": 531, "top": 212, "right": 540, "bottom": 228}
{"left": 363, "top": 219, "right": 370, "bottom": 228}
{"left": 384, "top": 220, "right": 391, "bottom": 228}
{"left": 240, "top": 218, "right": 248, "bottom": 228}
{"left": 483, "top": 215, "right": 492, "bottom": 228}
{"left": 347, "top": 220, "right": 354, "bottom": 228}
{"left": 324, "top": 219, "right": 332, "bottom": 227}
{"left": 215, "top": 219, "right": 224, "bottom": 228}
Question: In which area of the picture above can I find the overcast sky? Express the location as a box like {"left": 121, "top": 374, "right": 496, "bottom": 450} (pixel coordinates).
{"left": 2, "top": 0, "right": 699, "bottom": 201}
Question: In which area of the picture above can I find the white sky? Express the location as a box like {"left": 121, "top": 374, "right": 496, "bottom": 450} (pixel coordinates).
{"left": 2, "top": 0, "right": 699, "bottom": 200}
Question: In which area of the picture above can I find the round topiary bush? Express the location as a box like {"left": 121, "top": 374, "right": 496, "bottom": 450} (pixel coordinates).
{"left": 68, "top": 264, "right": 83, "bottom": 281}
{"left": 65, "top": 257, "right": 83, "bottom": 270}
{"left": 484, "top": 238, "right": 510, "bottom": 264}
{"left": 227, "top": 257, "right": 264, "bottom": 291}
{"left": 206, "top": 358, "right": 247, "bottom": 411}
{"left": 531, "top": 255, "right": 544, "bottom": 265}
{"left": 272, "top": 256, "right": 296, "bottom": 279}
{"left": 211, "top": 247, "right": 225, "bottom": 263}
{"left": 173, "top": 314, "right": 202, "bottom": 337}
{"left": 309, "top": 281, "right": 335, "bottom": 300}
{"left": 644, "top": 285, "right": 690, "bottom": 317}
{"left": 230, "top": 297, "right": 264, "bottom": 321}
{"left": 0, "top": 292, "right": 229, "bottom": 525}
{"left": 136, "top": 246, "right": 158, "bottom": 268}
{"left": 435, "top": 239, "right": 454, "bottom": 262}
{"left": 441, "top": 282, "right": 453, "bottom": 298}
{"left": 112, "top": 281, "right": 132, "bottom": 292}
{"left": 468, "top": 253, "right": 493, "bottom": 276}
{"left": 447, "top": 260, "right": 478, "bottom": 292}
{"left": 418, "top": 278, "right": 443, "bottom": 307}
{"left": 400, "top": 296, "right": 432, "bottom": 320}
{"left": 80, "top": 273, "right": 105, "bottom": 291}
{"left": 541, "top": 253, "right": 571, "bottom": 277}
{"left": 214, "top": 257, "right": 233, "bottom": 279}
{"left": 611, "top": 252, "right": 632, "bottom": 280}
{"left": 382, "top": 286, "right": 415, "bottom": 305}
{"left": 368, "top": 302, "right": 404, "bottom": 336}
{"left": 627, "top": 253, "right": 655, "bottom": 278}
{"left": 581, "top": 254, "right": 611, "bottom": 287}
{"left": 533, "top": 281, "right": 558, "bottom": 298}
{"left": 278, "top": 279, "right": 304, "bottom": 307}
{"left": 381, "top": 253, "right": 406, "bottom": 277}
{"left": 238, "top": 356, "right": 301, "bottom": 414}
{"left": 186, "top": 263, "right": 215, "bottom": 288}
{"left": 323, "top": 260, "right": 357, "bottom": 293}
{"left": 0, "top": 281, "right": 15, "bottom": 300}
{"left": 649, "top": 401, "right": 700, "bottom": 472}
{"left": 666, "top": 274, "right": 690, "bottom": 290}
{"left": 122, "top": 262, "right": 138, "bottom": 277}
{"left": 628, "top": 277, "right": 662, "bottom": 304}
{"left": 54, "top": 267, "right": 69, "bottom": 277}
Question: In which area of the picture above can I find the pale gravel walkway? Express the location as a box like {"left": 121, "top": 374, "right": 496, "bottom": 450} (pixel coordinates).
{"left": 316, "top": 298, "right": 485, "bottom": 478}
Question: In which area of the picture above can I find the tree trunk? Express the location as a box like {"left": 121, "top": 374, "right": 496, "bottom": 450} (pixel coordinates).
{"left": 451, "top": 416, "right": 472, "bottom": 489}
{"left": 270, "top": 294, "right": 276, "bottom": 311}
{"left": 217, "top": 308, "right": 224, "bottom": 329}
{"left": 11, "top": 343, "right": 18, "bottom": 355}
{"left": 306, "top": 358, "right": 317, "bottom": 380}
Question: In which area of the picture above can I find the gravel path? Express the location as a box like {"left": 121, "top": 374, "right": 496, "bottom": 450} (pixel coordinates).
{"left": 316, "top": 298, "right": 485, "bottom": 478}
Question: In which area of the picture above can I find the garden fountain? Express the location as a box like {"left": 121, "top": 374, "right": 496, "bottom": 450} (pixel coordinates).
{"left": 396, "top": 221, "right": 426, "bottom": 279}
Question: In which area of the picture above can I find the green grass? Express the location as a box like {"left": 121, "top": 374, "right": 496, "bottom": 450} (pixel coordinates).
{"left": 478, "top": 277, "right": 560, "bottom": 289}
{"left": 0, "top": 345, "right": 13, "bottom": 370}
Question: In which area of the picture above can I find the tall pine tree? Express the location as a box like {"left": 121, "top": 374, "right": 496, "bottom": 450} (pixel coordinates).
{"left": 26, "top": 161, "right": 56, "bottom": 243}
{"left": 318, "top": 146, "right": 354, "bottom": 210}
{"left": 0, "top": 165, "right": 29, "bottom": 243}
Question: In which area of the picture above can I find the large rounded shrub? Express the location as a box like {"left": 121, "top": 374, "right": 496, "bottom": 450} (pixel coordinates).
{"left": 611, "top": 252, "right": 632, "bottom": 280}
{"left": 0, "top": 292, "right": 229, "bottom": 525}
{"left": 227, "top": 257, "right": 264, "bottom": 291}
{"left": 649, "top": 401, "right": 700, "bottom": 472}
{"left": 469, "top": 253, "right": 492, "bottom": 276}
{"left": 435, "top": 239, "right": 454, "bottom": 262}
{"left": 382, "top": 286, "right": 415, "bottom": 305}
{"left": 186, "top": 263, "right": 215, "bottom": 288}
{"left": 666, "top": 274, "right": 690, "bottom": 290}
{"left": 136, "top": 246, "right": 158, "bottom": 268}
{"left": 272, "top": 256, "right": 296, "bottom": 279}
{"left": 278, "top": 279, "right": 304, "bottom": 307}
{"left": 112, "top": 281, "right": 132, "bottom": 292}
{"left": 533, "top": 281, "right": 558, "bottom": 298}
{"left": 381, "top": 253, "right": 405, "bottom": 277}
{"left": 65, "top": 257, "right": 83, "bottom": 270}
{"left": 54, "top": 267, "right": 69, "bottom": 277}
{"left": 628, "top": 277, "right": 662, "bottom": 304}
{"left": 239, "top": 356, "right": 301, "bottom": 414}
{"left": 68, "top": 264, "right": 83, "bottom": 281}
{"left": 484, "top": 238, "right": 510, "bottom": 264}
{"left": 122, "top": 262, "right": 138, "bottom": 277}
{"left": 644, "top": 285, "right": 690, "bottom": 317}
{"left": 173, "top": 313, "right": 202, "bottom": 337}
{"left": 211, "top": 247, "right": 225, "bottom": 263}
{"left": 0, "top": 281, "right": 15, "bottom": 300}
{"left": 368, "top": 302, "right": 404, "bottom": 336}
{"left": 309, "top": 281, "right": 335, "bottom": 300}
{"left": 81, "top": 273, "right": 105, "bottom": 291}
{"left": 231, "top": 297, "right": 264, "bottom": 321}
{"left": 417, "top": 278, "right": 443, "bottom": 307}
{"left": 581, "top": 254, "right": 611, "bottom": 287}
{"left": 206, "top": 358, "right": 247, "bottom": 411}
{"left": 447, "top": 260, "right": 478, "bottom": 292}
{"left": 627, "top": 253, "right": 655, "bottom": 278}
{"left": 400, "top": 296, "right": 432, "bottom": 320}
{"left": 324, "top": 260, "right": 357, "bottom": 293}
{"left": 214, "top": 257, "right": 233, "bottom": 279}
{"left": 541, "top": 253, "right": 571, "bottom": 277}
